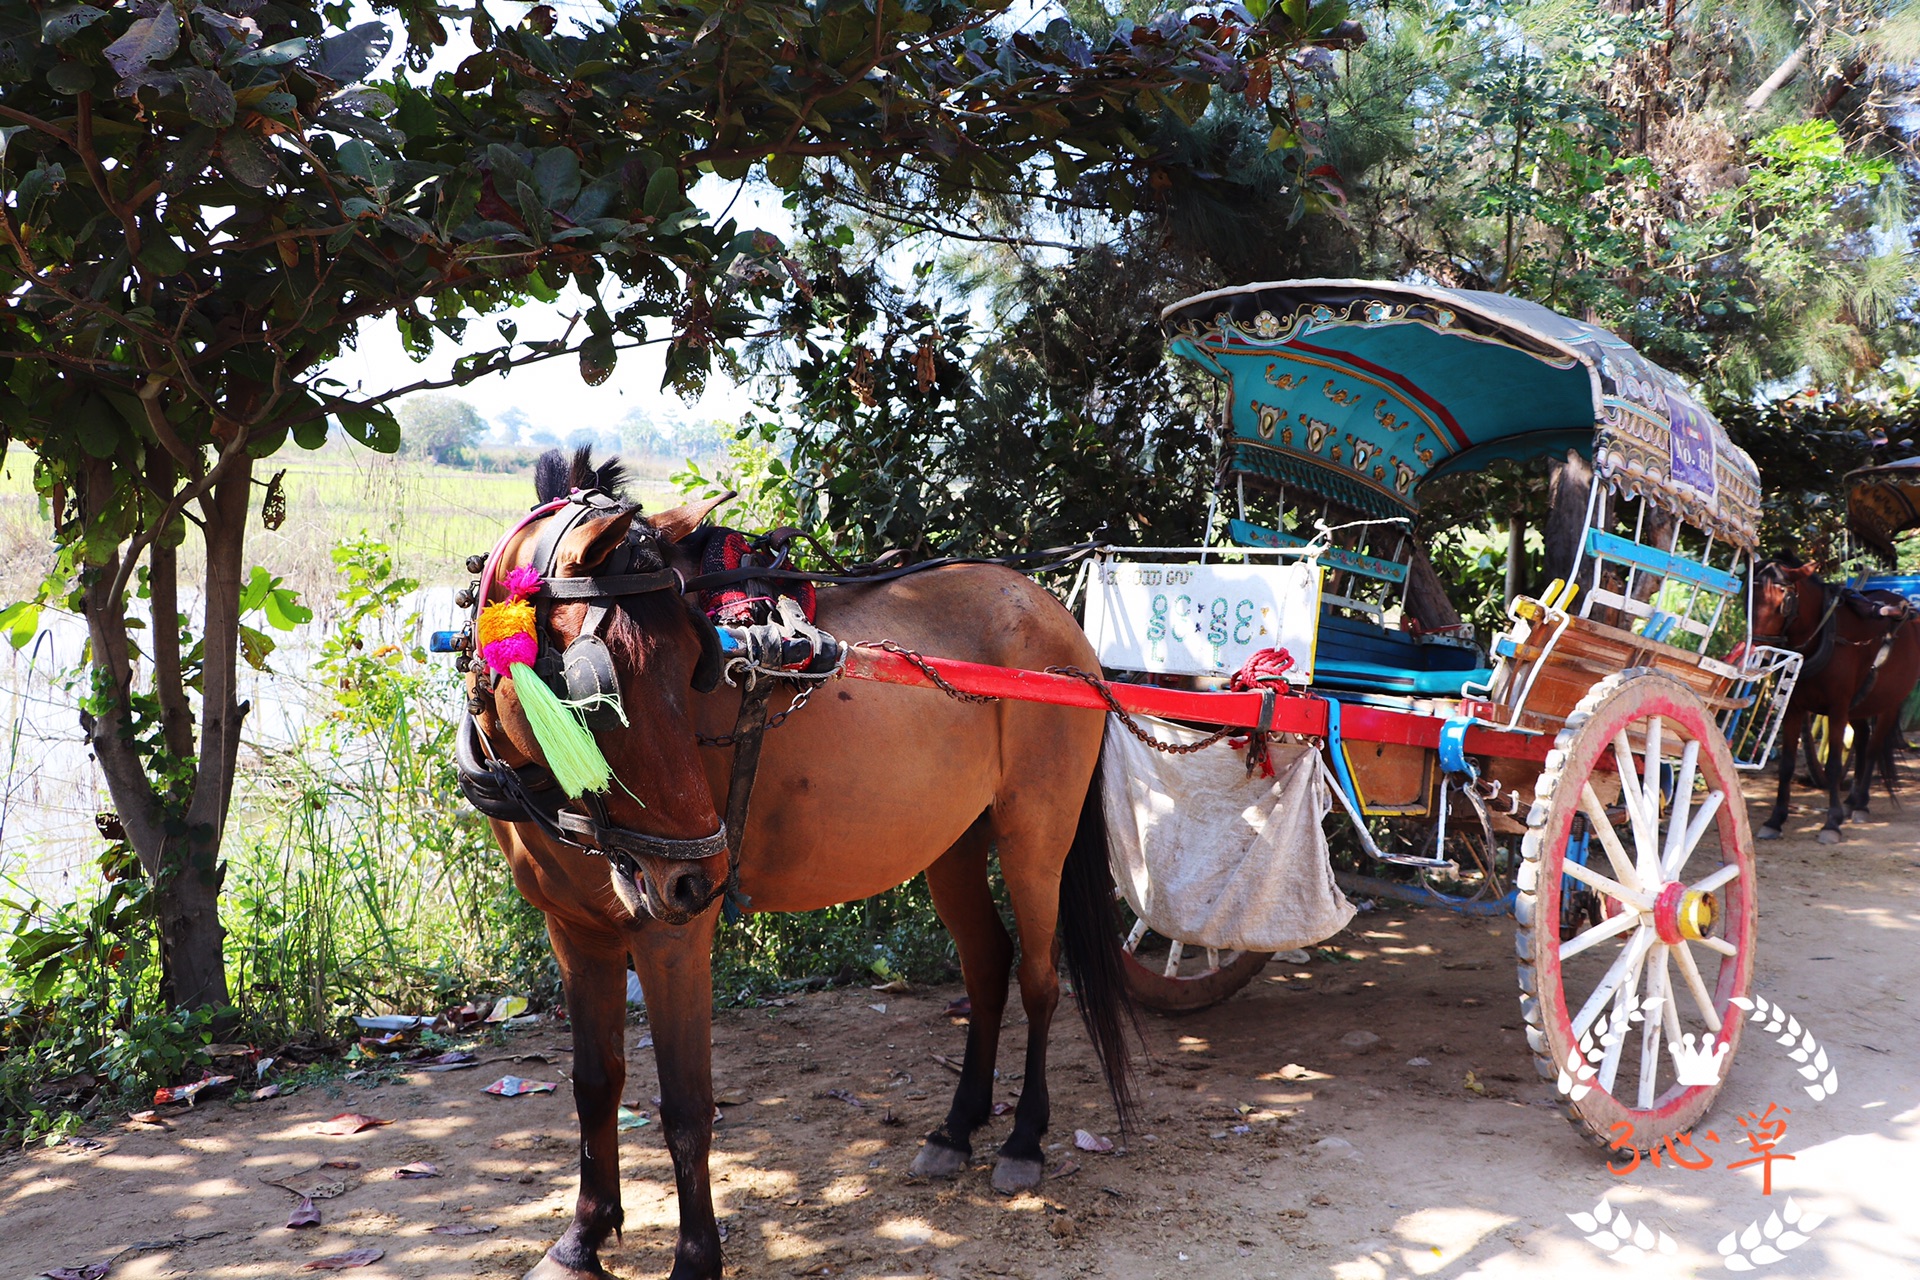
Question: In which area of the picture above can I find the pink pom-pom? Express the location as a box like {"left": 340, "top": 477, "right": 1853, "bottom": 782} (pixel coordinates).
{"left": 501, "top": 564, "right": 542, "bottom": 600}
{"left": 481, "top": 632, "right": 538, "bottom": 677}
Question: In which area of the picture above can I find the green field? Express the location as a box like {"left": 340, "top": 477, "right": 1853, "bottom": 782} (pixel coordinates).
{"left": 0, "top": 445, "right": 688, "bottom": 596}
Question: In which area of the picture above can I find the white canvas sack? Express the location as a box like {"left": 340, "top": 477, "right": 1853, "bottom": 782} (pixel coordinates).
{"left": 1102, "top": 716, "right": 1354, "bottom": 953}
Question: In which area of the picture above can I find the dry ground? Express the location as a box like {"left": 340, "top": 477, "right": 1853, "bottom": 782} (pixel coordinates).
{"left": 5, "top": 778, "right": 1918, "bottom": 1280}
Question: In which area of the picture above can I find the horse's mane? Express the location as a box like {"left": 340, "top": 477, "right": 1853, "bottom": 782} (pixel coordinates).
{"left": 535, "top": 446, "right": 630, "bottom": 505}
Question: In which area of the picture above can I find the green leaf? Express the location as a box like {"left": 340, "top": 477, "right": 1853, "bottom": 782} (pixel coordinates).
{"left": 219, "top": 129, "right": 280, "bottom": 187}
{"left": 104, "top": 5, "right": 179, "bottom": 79}
{"left": 486, "top": 143, "right": 534, "bottom": 192}
{"left": 176, "top": 69, "right": 236, "bottom": 128}
{"left": 234, "top": 37, "right": 309, "bottom": 66}
{"left": 337, "top": 138, "right": 392, "bottom": 189}
{"left": 0, "top": 601, "right": 41, "bottom": 649}
{"left": 292, "top": 414, "right": 330, "bottom": 450}
{"left": 45, "top": 59, "right": 94, "bottom": 95}
{"left": 311, "top": 21, "right": 391, "bottom": 86}
{"left": 263, "top": 587, "right": 311, "bottom": 630}
{"left": 643, "top": 167, "right": 679, "bottom": 216}
{"left": 580, "top": 333, "right": 616, "bottom": 386}
{"left": 41, "top": 5, "right": 108, "bottom": 44}
{"left": 532, "top": 146, "right": 581, "bottom": 208}
{"left": 334, "top": 403, "right": 400, "bottom": 453}
{"left": 74, "top": 395, "right": 122, "bottom": 459}
{"left": 237, "top": 565, "right": 274, "bottom": 614}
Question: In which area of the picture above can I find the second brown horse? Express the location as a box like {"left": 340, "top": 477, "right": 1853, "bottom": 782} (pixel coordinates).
{"left": 1754, "top": 554, "right": 1920, "bottom": 843}
{"left": 472, "top": 453, "right": 1135, "bottom": 1280}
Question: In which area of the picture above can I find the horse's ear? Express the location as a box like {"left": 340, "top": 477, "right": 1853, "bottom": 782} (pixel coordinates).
{"left": 555, "top": 509, "right": 637, "bottom": 578}
{"left": 650, "top": 491, "right": 736, "bottom": 545}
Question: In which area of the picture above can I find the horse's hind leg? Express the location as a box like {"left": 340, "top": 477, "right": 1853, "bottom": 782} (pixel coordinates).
{"left": 987, "top": 802, "right": 1079, "bottom": 1195}
{"left": 1818, "top": 709, "right": 1849, "bottom": 844}
{"left": 527, "top": 920, "right": 629, "bottom": 1280}
{"left": 912, "top": 818, "right": 1012, "bottom": 1180}
{"left": 1849, "top": 715, "right": 1893, "bottom": 820}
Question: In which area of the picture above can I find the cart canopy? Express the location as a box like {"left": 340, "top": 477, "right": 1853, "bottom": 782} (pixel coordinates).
{"left": 1161, "top": 279, "right": 1761, "bottom": 549}
{"left": 1847, "top": 456, "right": 1920, "bottom": 563}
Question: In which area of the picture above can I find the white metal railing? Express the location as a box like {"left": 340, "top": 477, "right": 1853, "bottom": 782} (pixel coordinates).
{"left": 1721, "top": 645, "right": 1804, "bottom": 771}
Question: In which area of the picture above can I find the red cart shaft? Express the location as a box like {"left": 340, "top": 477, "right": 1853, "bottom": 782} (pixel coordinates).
{"left": 842, "top": 645, "right": 1554, "bottom": 766}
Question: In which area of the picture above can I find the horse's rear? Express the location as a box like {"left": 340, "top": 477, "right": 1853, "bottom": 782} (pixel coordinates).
{"left": 475, "top": 464, "right": 1130, "bottom": 1280}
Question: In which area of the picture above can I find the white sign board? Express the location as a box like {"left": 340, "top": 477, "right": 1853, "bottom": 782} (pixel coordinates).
{"left": 1084, "top": 558, "right": 1321, "bottom": 682}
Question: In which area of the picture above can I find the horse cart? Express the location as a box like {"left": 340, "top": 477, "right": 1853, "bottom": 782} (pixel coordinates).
{"left": 826, "top": 280, "right": 1801, "bottom": 1151}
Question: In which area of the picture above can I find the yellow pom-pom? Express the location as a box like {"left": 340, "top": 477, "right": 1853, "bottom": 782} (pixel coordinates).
{"left": 477, "top": 597, "right": 535, "bottom": 649}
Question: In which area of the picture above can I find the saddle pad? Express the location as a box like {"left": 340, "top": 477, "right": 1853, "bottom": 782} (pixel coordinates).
{"left": 1102, "top": 718, "right": 1354, "bottom": 953}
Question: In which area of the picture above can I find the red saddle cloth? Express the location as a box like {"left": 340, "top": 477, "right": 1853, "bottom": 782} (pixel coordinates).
{"left": 699, "top": 530, "right": 816, "bottom": 626}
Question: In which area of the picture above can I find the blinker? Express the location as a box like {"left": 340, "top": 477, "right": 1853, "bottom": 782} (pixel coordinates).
{"left": 561, "top": 634, "right": 627, "bottom": 729}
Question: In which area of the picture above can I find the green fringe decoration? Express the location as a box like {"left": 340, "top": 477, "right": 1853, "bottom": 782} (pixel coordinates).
{"left": 511, "top": 662, "right": 612, "bottom": 797}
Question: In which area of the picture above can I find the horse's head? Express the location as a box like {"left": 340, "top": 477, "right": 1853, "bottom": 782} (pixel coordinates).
{"left": 473, "top": 447, "right": 733, "bottom": 924}
{"left": 1754, "top": 551, "right": 1822, "bottom": 646}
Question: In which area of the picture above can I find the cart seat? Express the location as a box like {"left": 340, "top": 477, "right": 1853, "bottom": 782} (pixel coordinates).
{"left": 1311, "top": 658, "right": 1493, "bottom": 696}
{"left": 1311, "top": 610, "right": 1489, "bottom": 696}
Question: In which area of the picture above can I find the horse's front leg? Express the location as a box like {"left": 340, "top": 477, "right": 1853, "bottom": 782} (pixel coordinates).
{"left": 1818, "top": 706, "right": 1848, "bottom": 844}
{"left": 630, "top": 905, "right": 723, "bottom": 1280}
{"left": 1759, "top": 707, "right": 1801, "bottom": 839}
{"left": 528, "top": 921, "right": 630, "bottom": 1280}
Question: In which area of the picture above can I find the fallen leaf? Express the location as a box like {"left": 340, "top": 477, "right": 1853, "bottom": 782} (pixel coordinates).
{"left": 821, "top": 1089, "right": 865, "bottom": 1108}
{"left": 125, "top": 1110, "right": 162, "bottom": 1126}
{"left": 319, "top": 1113, "right": 391, "bottom": 1135}
{"left": 393, "top": 1162, "right": 440, "bottom": 1179}
{"left": 251, "top": 1084, "right": 282, "bottom": 1101}
{"left": 713, "top": 1087, "right": 748, "bottom": 1106}
{"left": 1463, "top": 1070, "right": 1488, "bottom": 1096}
{"left": 429, "top": 1223, "right": 499, "bottom": 1236}
{"left": 869, "top": 979, "right": 909, "bottom": 993}
{"left": 423, "top": 1050, "right": 476, "bottom": 1066}
{"left": 287, "top": 1197, "right": 321, "bottom": 1229}
{"left": 485, "top": 995, "right": 529, "bottom": 1023}
{"left": 153, "top": 1075, "right": 236, "bottom": 1106}
{"left": 992, "top": 1101, "right": 1012, "bottom": 1116}
{"left": 944, "top": 996, "right": 972, "bottom": 1018}
{"left": 1051, "top": 1158, "right": 1082, "bottom": 1179}
{"left": 1074, "top": 1129, "right": 1114, "bottom": 1153}
{"left": 301, "top": 1248, "right": 384, "bottom": 1270}
{"left": 321, "top": 1160, "right": 361, "bottom": 1170}
{"left": 484, "top": 1076, "right": 556, "bottom": 1097}
{"left": 42, "top": 1264, "right": 110, "bottom": 1280}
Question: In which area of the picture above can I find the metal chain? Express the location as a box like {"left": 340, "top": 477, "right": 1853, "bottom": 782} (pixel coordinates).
{"left": 870, "top": 640, "right": 1000, "bottom": 704}
{"left": 1044, "top": 665, "right": 1241, "bottom": 755}
{"left": 698, "top": 679, "right": 823, "bottom": 748}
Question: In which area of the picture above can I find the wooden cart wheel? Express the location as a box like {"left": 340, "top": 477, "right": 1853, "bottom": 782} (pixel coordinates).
{"left": 1517, "top": 669, "right": 1757, "bottom": 1152}
{"left": 1115, "top": 900, "right": 1271, "bottom": 1014}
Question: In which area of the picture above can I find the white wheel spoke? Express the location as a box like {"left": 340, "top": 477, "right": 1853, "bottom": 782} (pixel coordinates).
{"left": 1559, "top": 905, "right": 1642, "bottom": 962}
{"left": 1124, "top": 920, "right": 1148, "bottom": 954}
{"left": 1695, "top": 935, "right": 1738, "bottom": 957}
{"left": 1612, "top": 730, "right": 1649, "bottom": 853}
{"left": 1660, "top": 740, "right": 1699, "bottom": 872}
{"left": 1163, "top": 939, "right": 1183, "bottom": 979}
{"left": 1664, "top": 789, "right": 1726, "bottom": 880}
{"left": 1597, "top": 941, "right": 1648, "bottom": 1094}
{"left": 1637, "top": 716, "right": 1664, "bottom": 884}
{"left": 1581, "top": 783, "right": 1643, "bottom": 891}
{"left": 1689, "top": 862, "right": 1741, "bottom": 895}
{"left": 1561, "top": 858, "right": 1654, "bottom": 912}
{"left": 1206, "top": 947, "right": 1220, "bottom": 972}
{"left": 1672, "top": 939, "right": 1723, "bottom": 1032}
{"left": 1639, "top": 948, "right": 1672, "bottom": 1110}
{"left": 1572, "top": 925, "right": 1655, "bottom": 1041}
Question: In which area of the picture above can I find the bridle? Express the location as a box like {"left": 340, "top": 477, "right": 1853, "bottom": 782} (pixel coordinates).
{"left": 455, "top": 488, "right": 735, "bottom": 911}
{"left": 1753, "top": 561, "right": 1840, "bottom": 681}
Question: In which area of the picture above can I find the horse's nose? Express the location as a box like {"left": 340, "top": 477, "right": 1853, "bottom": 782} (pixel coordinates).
{"left": 662, "top": 866, "right": 713, "bottom": 917}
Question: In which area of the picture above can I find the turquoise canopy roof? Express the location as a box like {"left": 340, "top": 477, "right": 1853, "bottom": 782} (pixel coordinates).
{"left": 1161, "top": 280, "right": 1762, "bottom": 549}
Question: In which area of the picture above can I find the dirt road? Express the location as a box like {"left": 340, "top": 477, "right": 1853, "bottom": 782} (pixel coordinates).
{"left": 6, "top": 779, "right": 1918, "bottom": 1279}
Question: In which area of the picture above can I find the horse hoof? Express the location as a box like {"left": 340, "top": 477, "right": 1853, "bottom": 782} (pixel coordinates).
{"left": 1851, "top": 809, "right": 1871, "bottom": 821}
{"left": 1817, "top": 829, "right": 1842, "bottom": 846}
{"left": 990, "top": 1156, "right": 1045, "bottom": 1195}
{"left": 910, "top": 1142, "right": 969, "bottom": 1180}
{"left": 523, "top": 1249, "right": 613, "bottom": 1280}
{"left": 1757, "top": 825, "right": 1783, "bottom": 841}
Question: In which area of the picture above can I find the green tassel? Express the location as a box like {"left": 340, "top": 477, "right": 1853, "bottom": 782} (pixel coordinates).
{"left": 511, "top": 662, "right": 612, "bottom": 797}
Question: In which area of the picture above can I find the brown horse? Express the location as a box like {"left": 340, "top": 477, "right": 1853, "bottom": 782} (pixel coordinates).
{"left": 470, "top": 453, "right": 1133, "bottom": 1280}
{"left": 1754, "top": 556, "right": 1920, "bottom": 843}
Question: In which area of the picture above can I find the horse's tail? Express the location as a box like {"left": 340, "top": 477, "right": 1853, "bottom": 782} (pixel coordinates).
{"left": 1057, "top": 746, "right": 1141, "bottom": 1129}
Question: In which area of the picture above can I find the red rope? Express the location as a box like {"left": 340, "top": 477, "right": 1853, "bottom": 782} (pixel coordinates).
{"left": 1229, "top": 647, "right": 1296, "bottom": 691}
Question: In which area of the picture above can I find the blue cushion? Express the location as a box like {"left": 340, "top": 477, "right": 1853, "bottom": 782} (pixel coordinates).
{"left": 1313, "top": 659, "right": 1494, "bottom": 697}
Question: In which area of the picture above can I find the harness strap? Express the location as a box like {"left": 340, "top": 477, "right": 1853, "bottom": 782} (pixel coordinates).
{"left": 554, "top": 807, "right": 729, "bottom": 863}
{"left": 717, "top": 683, "right": 776, "bottom": 916}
